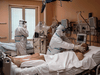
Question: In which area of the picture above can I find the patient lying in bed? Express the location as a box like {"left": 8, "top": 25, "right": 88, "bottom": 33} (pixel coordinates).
{"left": 74, "top": 43, "right": 89, "bottom": 60}
{"left": 8, "top": 43, "right": 89, "bottom": 67}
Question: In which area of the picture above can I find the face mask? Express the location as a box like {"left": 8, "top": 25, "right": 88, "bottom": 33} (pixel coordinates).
{"left": 19, "top": 20, "right": 27, "bottom": 27}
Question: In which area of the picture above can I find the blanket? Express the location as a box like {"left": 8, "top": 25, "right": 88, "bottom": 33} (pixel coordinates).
{"left": 10, "top": 51, "right": 97, "bottom": 75}
{"left": 44, "top": 51, "right": 96, "bottom": 72}
{"left": 0, "top": 42, "right": 33, "bottom": 51}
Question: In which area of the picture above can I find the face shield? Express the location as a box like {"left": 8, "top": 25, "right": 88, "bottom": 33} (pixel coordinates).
{"left": 61, "top": 19, "right": 69, "bottom": 32}
{"left": 19, "top": 20, "right": 27, "bottom": 27}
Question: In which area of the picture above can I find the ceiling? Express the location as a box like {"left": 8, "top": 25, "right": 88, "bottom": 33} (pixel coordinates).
{"left": 0, "top": 0, "right": 42, "bottom": 1}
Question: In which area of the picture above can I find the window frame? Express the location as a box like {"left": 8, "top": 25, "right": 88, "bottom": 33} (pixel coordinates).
{"left": 9, "top": 5, "right": 38, "bottom": 42}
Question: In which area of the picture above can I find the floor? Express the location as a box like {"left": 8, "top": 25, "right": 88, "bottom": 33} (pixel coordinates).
{"left": 0, "top": 68, "right": 4, "bottom": 75}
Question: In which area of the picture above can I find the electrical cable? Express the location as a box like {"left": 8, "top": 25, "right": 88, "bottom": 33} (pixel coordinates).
{"left": 79, "top": 11, "right": 92, "bottom": 45}
{"left": 60, "top": 0, "right": 62, "bottom": 7}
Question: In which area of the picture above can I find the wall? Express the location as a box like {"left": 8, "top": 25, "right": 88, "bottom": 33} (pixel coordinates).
{"left": 46, "top": 3, "right": 54, "bottom": 43}
{"left": 52, "top": 0, "right": 100, "bottom": 46}
{"left": 0, "top": 0, "right": 44, "bottom": 42}
{"left": 53, "top": 0, "right": 100, "bottom": 22}
{"left": 46, "top": 3, "right": 53, "bottom": 26}
{"left": 1, "top": 0, "right": 100, "bottom": 46}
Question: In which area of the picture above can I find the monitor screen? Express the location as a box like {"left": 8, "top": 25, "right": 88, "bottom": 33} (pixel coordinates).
{"left": 78, "top": 35, "right": 84, "bottom": 41}
{"left": 76, "top": 34, "right": 86, "bottom": 44}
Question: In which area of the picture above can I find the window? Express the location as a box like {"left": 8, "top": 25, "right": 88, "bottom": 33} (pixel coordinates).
{"left": 10, "top": 5, "right": 37, "bottom": 41}
{"left": 25, "top": 9, "right": 35, "bottom": 39}
{"left": 11, "top": 8, "right": 22, "bottom": 39}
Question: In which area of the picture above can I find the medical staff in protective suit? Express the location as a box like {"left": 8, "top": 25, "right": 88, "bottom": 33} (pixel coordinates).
{"left": 15, "top": 20, "right": 29, "bottom": 55}
{"left": 47, "top": 24, "right": 85, "bottom": 55}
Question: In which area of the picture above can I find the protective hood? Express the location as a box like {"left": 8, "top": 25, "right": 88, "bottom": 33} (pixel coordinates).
{"left": 56, "top": 25, "right": 65, "bottom": 37}
{"left": 61, "top": 19, "right": 68, "bottom": 29}
{"left": 19, "top": 20, "right": 27, "bottom": 27}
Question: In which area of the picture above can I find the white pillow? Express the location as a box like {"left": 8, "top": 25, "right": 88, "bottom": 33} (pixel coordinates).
{"left": 20, "top": 60, "right": 45, "bottom": 68}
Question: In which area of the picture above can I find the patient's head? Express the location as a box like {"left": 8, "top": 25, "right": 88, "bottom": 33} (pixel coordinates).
{"left": 74, "top": 43, "right": 89, "bottom": 53}
{"left": 81, "top": 43, "right": 89, "bottom": 52}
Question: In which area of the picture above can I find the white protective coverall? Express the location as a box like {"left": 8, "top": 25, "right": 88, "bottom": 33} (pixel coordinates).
{"left": 47, "top": 24, "right": 85, "bottom": 55}
{"left": 15, "top": 20, "right": 29, "bottom": 55}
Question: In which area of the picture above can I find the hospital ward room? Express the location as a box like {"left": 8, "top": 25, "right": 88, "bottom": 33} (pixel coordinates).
{"left": 1, "top": 0, "right": 100, "bottom": 75}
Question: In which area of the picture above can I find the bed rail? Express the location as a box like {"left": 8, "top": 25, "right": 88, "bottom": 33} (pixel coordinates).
{"left": 96, "top": 64, "right": 100, "bottom": 75}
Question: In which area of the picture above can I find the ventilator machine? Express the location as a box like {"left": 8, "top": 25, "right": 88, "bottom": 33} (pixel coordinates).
{"left": 33, "top": 22, "right": 50, "bottom": 54}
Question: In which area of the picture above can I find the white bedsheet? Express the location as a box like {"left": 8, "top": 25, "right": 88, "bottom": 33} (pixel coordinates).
{"left": 21, "top": 60, "right": 45, "bottom": 68}
{"left": 85, "top": 46, "right": 100, "bottom": 57}
{"left": 10, "top": 46, "right": 100, "bottom": 75}
{"left": 44, "top": 51, "right": 96, "bottom": 72}
{"left": 11, "top": 62, "right": 49, "bottom": 75}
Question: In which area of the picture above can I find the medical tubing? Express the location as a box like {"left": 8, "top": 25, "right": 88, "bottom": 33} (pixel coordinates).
{"left": 42, "top": 0, "right": 44, "bottom": 4}
{"left": 80, "top": 12, "right": 91, "bottom": 45}
{"left": 77, "top": 12, "right": 80, "bottom": 24}
{"left": 80, "top": 13, "right": 90, "bottom": 27}
{"left": 60, "top": 0, "right": 62, "bottom": 7}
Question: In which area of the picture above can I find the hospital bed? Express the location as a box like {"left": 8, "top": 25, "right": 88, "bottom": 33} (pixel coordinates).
{"left": 0, "top": 41, "right": 34, "bottom": 56}
{"left": 2, "top": 46, "right": 100, "bottom": 75}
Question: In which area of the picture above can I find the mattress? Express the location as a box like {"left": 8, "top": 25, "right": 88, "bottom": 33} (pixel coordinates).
{"left": 10, "top": 46, "right": 100, "bottom": 75}
{"left": 4, "top": 49, "right": 34, "bottom": 56}
{"left": 0, "top": 41, "right": 34, "bottom": 56}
